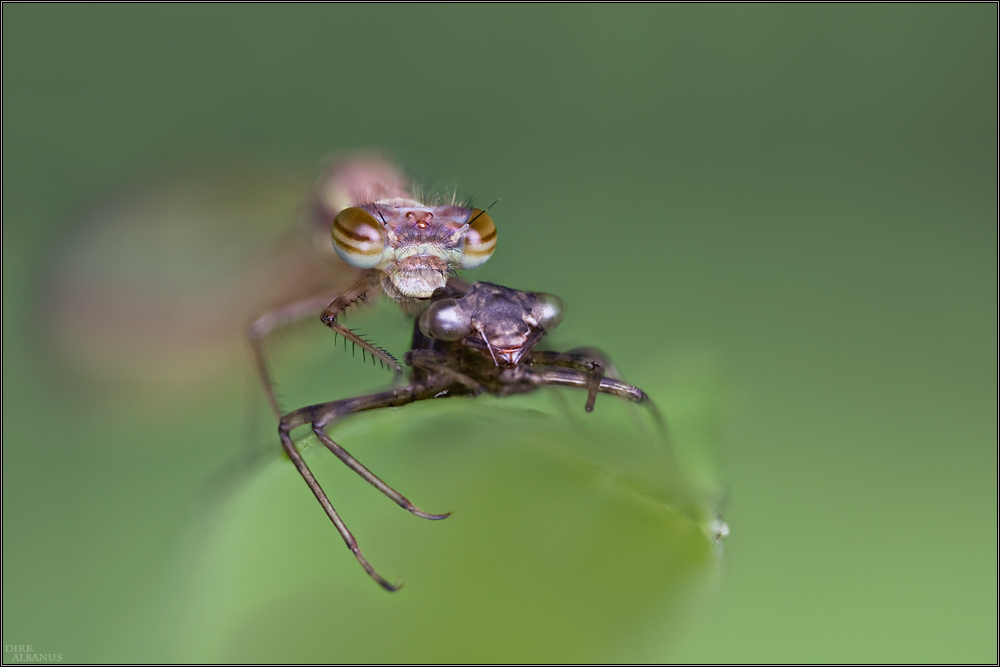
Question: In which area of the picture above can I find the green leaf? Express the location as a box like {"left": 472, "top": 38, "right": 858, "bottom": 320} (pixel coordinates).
{"left": 155, "top": 382, "right": 725, "bottom": 662}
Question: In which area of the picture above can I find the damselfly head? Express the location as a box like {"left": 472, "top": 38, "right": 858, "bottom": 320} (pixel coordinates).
{"left": 332, "top": 204, "right": 496, "bottom": 299}
{"left": 420, "top": 282, "right": 566, "bottom": 368}
{"left": 321, "top": 155, "right": 497, "bottom": 301}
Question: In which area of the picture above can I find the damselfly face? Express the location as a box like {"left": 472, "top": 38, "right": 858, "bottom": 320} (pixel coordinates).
{"left": 318, "top": 156, "right": 496, "bottom": 306}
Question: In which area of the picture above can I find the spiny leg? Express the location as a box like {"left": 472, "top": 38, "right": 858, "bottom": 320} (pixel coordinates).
{"left": 320, "top": 271, "right": 403, "bottom": 374}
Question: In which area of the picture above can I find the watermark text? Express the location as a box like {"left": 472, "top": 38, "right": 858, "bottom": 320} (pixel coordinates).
{"left": 4, "top": 645, "right": 63, "bottom": 662}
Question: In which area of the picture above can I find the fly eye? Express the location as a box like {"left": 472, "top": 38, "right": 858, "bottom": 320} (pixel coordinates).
{"left": 331, "top": 207, "right": 387, "bottom": 269}
{"left": 420, "top": 299, "right": 473, "bottom": 341}
{"left": 530, "top": 292, "right": 566, "bottom": 332}
{"left": 458, "top": 209, "right": 497, "bottom": 270}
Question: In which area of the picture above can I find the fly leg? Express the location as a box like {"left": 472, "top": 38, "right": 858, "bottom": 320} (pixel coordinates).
{"left": 320, "top": 270, "right": 404, "bottom": 374}
{"left": 528, "top": 350, "right": 606, "bottom": 412}
{"left": 565, "top": 346, "right": 626, "bottom": 380}
{"left": 278, "top": 378, "right": 452, "bottom": 591}
{"left": 530, "top": 367, "right": 668, "bottom": 434}
{"left": 531, "top": 367, "right": 648, "bottom": 403}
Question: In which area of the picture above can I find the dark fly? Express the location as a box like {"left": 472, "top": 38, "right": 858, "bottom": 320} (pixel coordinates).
{"left": 279, "top": 282, "right": 654, "bottom": 591}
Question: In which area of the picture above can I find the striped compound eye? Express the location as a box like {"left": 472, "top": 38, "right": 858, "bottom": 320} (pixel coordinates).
{"left": 332, "top": 207, "right": 387, "bottom": 269}
{"left": 458, "top": 209, "right": 497, "bottom": 270}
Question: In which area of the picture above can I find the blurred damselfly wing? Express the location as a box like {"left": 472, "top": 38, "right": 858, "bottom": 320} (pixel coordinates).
{"left": 43, "top": 153, "right": 496, "bottom": 414}
{"left": 44, "top": 163, "right": 343, "bottom": 391}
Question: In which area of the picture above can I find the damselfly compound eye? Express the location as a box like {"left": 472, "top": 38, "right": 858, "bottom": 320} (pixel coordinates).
{"left": 529, "top": 292, "right": 566, "bottom": 332}
{"left": 420, "top": 298, "right": 473, "bottom": 341}
{"left": 458, "top": 209, "right": 497, "bottom": 270}
{"left": 331, "top": 206, "right": 387, "bottom": 269}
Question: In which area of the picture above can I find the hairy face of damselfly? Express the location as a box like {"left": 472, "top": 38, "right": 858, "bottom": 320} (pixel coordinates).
{"left": 316, "top": 153, "right": 497, "bottom": 302}
{"left": 331, "top": 202, "right": 496, "bottom": 301}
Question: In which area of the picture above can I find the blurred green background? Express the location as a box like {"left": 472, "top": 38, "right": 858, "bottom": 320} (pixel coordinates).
{"left": 2, "top": 5, "right": 995, "bottom": 663}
